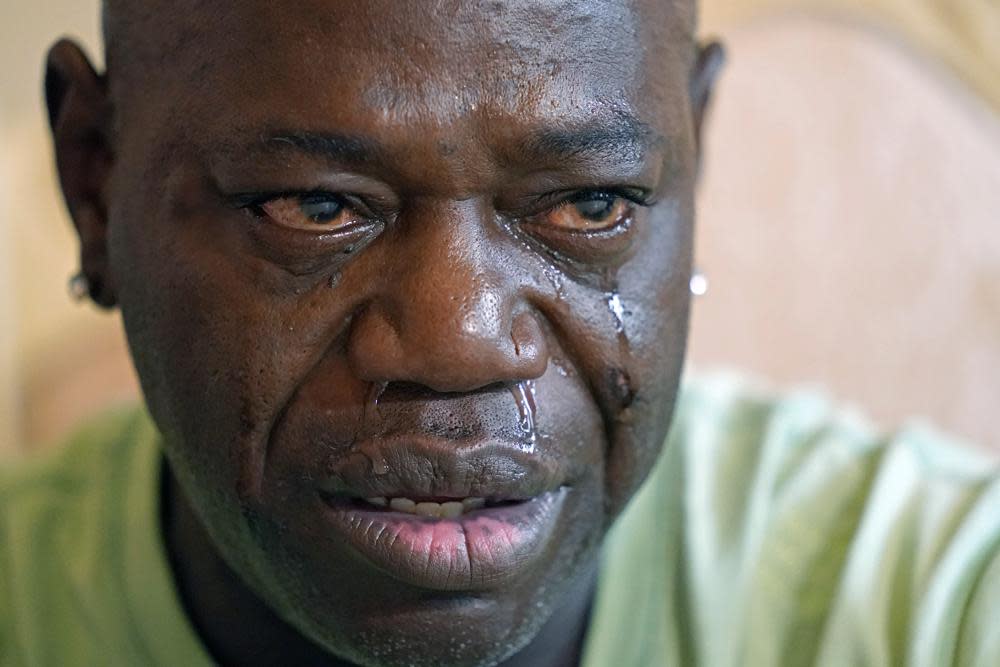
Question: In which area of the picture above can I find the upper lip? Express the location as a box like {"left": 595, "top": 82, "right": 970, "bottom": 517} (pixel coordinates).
{"left": 318, "top": 434, "right": 565, "bottom": 501}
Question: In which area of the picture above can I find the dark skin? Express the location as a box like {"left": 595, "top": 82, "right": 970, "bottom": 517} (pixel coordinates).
{"left": 46, "top": 1, "right": 722, "bottom": 665}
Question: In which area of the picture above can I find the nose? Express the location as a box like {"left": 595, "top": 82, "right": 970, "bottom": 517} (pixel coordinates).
{"left": 347, "top": 200, "right": 549, "bottom": 393}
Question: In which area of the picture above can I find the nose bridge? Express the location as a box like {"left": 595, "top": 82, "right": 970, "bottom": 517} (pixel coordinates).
{"left": 348, "top": 199, "right": 548, "bottom": 392}
{"left": 405, "top": 201, "right": 506, "bottom": 344}
{"left": 447, "top": 269, "right": 507, "bottom": 344}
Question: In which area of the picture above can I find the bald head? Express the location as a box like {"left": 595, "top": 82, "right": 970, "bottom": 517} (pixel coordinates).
{"left": 101, "top": 0, "right": 700, "bottom": 84}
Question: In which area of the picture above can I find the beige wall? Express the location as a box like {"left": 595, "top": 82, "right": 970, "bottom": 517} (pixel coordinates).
{"left": 0, "top": 127, "right": 17, "bottom": 452}
{"left": 703, "top": 0, "right": 1000, "bottom": 112}
{"left": 0, "top": 1, "right": 101, "bottom": 121}
{"left": 689, "top": 14, "right": 1000, "bottom": 447}
{"left": 1, "top": 1, "right": 999, "bottom": 455}
{"left": 0, "top": 0, "right": 115, "bottom": 456}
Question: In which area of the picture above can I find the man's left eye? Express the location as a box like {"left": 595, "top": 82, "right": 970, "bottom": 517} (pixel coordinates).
{"left": 256, "top": 194, "right": 361, "bottom": 231}
{"left": 541, "top": 194, "right": 631, "bottom": 232}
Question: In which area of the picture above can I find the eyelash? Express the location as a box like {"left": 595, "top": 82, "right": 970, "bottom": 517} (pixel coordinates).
{"left": 531, "top": 187, "right": 653, "bottom": 213}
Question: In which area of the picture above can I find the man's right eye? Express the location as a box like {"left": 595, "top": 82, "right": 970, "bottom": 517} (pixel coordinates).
{"left": 251, "top": 194, "right": 364, "bottom": 232}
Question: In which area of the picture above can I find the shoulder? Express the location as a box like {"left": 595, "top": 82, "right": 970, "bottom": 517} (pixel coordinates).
{"left": 625, "top": 372, "right": 1000, "bottom": 665}
{"left": 0, "top": 406, "right": 159, "bottom": 665}
{"left": 2, "top": 406, "right": 149, "bottom": 488}
{"left": 669, "top": 371, "right": 997, "bottom": 503}
{"left": 0, "top": 407, "right": 153, "bottom": 536}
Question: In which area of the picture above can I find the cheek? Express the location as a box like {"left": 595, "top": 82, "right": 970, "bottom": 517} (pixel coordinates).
{"left": 539, "top": 197, "right": 691, "bottom": 518}
{"left": 617, "top": 199, "right": 691, "bottom": 467}
{"left": 609, "top": 200, "right": 692, "bottom": 506}
{"left": 614, "top": 197, "right": 693, "bottom": 404}
{"left": 110, "top": 196, "right": 349, "bottom": 503}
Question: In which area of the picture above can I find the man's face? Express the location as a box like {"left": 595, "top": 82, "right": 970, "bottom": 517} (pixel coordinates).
{"left": 60, "top": 0, "right": 705, "bottom": 664}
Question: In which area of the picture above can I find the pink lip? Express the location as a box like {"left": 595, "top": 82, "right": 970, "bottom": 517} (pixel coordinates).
{"left": 318, "top": 488, "right": 569, "bottom": 591}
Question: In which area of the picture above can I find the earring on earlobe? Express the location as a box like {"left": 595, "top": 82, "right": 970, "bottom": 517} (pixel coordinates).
{"left": 68, "top": 271, "right": 90, "bottom": 302}
{"left": 689, "top": 268, "right": 708, "bottom": 297}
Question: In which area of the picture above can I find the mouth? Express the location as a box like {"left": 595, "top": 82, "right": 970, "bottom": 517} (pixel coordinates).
{"left": 317, "top": 487, "right": 570, "bottom": 591}
{"left": 341, "top": 494, "right": 525, "bottom": 518}
{"left": 310, "top": 433, "right": 571, "bottom": 591}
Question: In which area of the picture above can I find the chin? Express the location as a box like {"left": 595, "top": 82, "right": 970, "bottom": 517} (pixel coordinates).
{"left": 238, "top": 499, "right": 603, "bottom": 667}
{"left": 322, "top": 603, "right": 541, "bottom": 667}
{"left": 265, "top": 575, "right": 556, "bottom": 667}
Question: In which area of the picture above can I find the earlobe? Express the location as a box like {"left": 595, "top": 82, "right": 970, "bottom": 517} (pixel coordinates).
{"left": 690, "top": 40, "right": 726, "bottom": 170}
{"left": 73, "top": 202, "right": 119, "bottom": 309}
{"left": 45, "top": 39, "right": 118, "bottom": 309}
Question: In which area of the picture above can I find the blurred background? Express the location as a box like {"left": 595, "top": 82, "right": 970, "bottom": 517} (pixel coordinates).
{"left": 1, "top": 0, "right": 998, "bottom": 458}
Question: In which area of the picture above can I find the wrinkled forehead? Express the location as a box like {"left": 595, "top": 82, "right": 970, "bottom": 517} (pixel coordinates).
{"left": 106, "top": 0, "right": 696, "bottom": 154}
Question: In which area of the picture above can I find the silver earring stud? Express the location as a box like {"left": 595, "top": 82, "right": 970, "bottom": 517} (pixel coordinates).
{"left": 689, "top": 269, "right": 708, "bottom": 297}
{"left": 68, "top": 272, "right": 90, "bottom": 302}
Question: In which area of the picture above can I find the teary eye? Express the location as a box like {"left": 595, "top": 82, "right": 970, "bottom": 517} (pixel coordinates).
{"left": 542, "top": 192, "right": 632, "bottom": 232}
{"left": 254, "top": 194, "right": 363, "bottom": 231}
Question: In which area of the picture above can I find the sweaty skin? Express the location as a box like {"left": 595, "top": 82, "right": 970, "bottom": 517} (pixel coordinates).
{"left": 45, "top": 1, "right": 722, "bottom": 666}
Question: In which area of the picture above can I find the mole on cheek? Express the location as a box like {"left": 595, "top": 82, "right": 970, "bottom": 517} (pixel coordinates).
{"left": 436, "top": 140, "right": 458, "bottom": 157}
{"left": 608, "top": 367, "right": 636, "bottom": 410}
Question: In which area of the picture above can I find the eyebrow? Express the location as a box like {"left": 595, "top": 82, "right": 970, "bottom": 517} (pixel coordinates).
{"left": 254, "top": 130, "right": 385, "bottom": 165}
{"left": 229, "top": 113, "right": 664, "bottom": 172}
{"left": 516, "top": 114, "right": 664, "bottom": 167}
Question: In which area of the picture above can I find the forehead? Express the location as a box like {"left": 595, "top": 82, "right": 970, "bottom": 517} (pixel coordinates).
{"left": 117, "top": 1, "right": 691, "bottom": 120}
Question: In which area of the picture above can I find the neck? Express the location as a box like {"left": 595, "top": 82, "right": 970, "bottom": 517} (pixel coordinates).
{"left": 163, "top": 461, "right": 598, "bottom": 667}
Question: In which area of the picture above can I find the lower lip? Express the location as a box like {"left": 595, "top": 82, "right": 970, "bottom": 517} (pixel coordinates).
{"left": 318, "top": 489, "right": 569, "bottom": 591}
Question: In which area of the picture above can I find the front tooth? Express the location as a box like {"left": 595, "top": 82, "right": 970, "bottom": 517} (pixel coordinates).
{"left": 365, "top": 497, "right": 388, "bottom": 507}
{"left": 462, "top": 497, "right": 486, "bottom": 511}
{"left": 415, "top": 502, "right": 442, "bottom": 518}
{"left": 390, "top": 498, "right": 416, "bottom": 513}
{"left": 440, "top": 502, "right": 464, "bottom": 518}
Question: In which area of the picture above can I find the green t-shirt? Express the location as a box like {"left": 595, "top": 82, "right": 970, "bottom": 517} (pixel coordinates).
{"left": 3, "top": 373, "right": 1000, "bottom": 666}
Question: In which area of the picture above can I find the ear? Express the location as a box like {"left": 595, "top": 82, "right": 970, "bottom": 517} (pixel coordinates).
{"left": 45, "top": 38, "right": 117, "bottom": 309}
{"left": 689, "top": 40, "right": 726, "bottom": 175}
